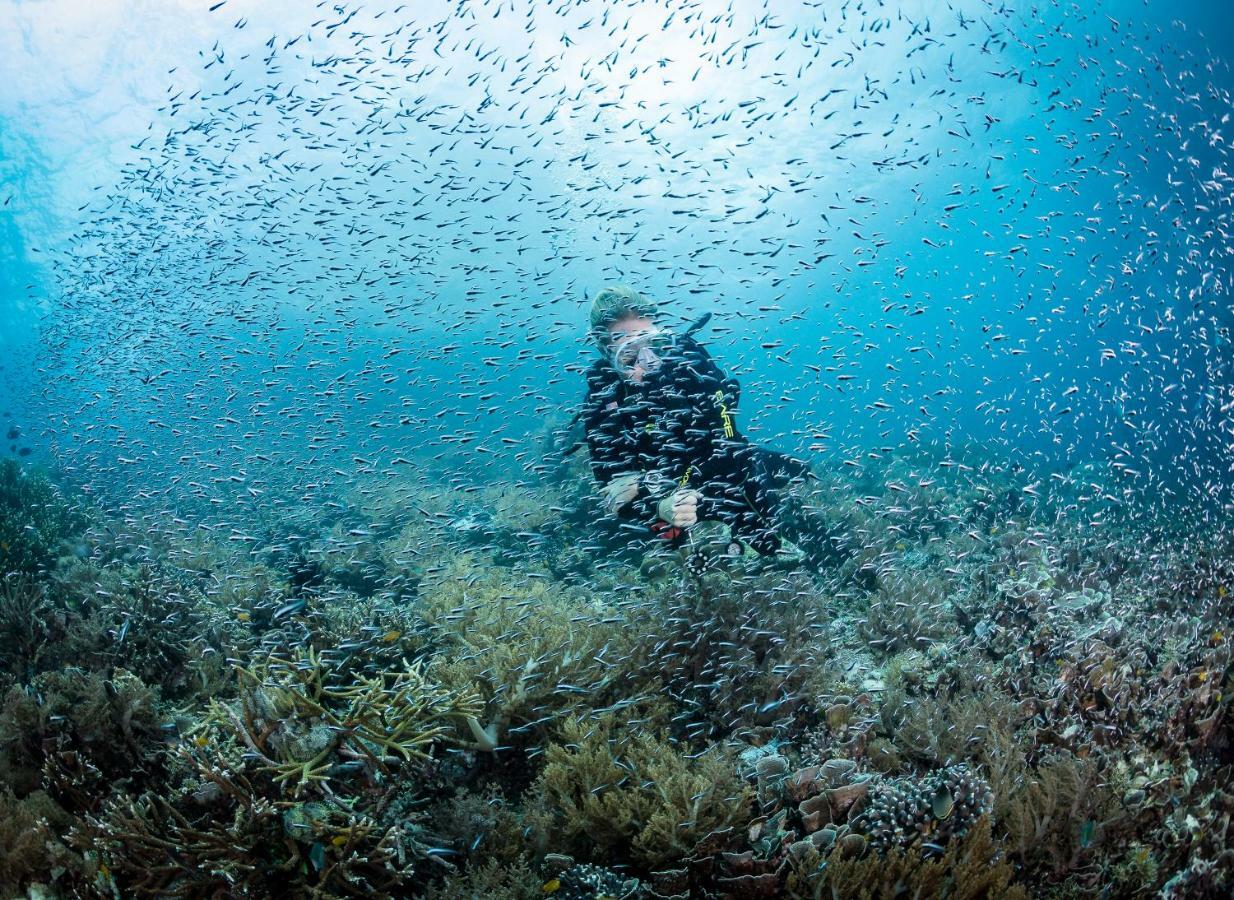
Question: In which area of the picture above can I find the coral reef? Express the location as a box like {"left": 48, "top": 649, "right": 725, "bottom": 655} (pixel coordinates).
{"left": 0, "top": 459, "right": 88, "bottom": 576}
{"left": 858, "top": 567, "right": 960, "bottom": 656}
{"left": 858, "top": 764, "right": 994, "bottom": 851}
{"left": 209, "top": 646, "right": 483, "bottom": 795}
{"left": 81, "top": 758, "right": 426, "bottom": 898}
{"left": 0, "top": 574, "right": 54, "bottom": 681}
{"left": 417, "top": 557, "right": 629, "bottom": 753}
{"left": 534, "top": 711, "right": 752, "bottom": 868}
{"left": 0, "top": 667, "right": 163, "bottom": 801}
{"left": 627, "top": 566, "right": 831, "bottom": 740}
{"left": 1, "top": 454, "right": 1231, "bottom": 898}
{"left": 785, "top": 817, "right": 1029, "bottom": 900}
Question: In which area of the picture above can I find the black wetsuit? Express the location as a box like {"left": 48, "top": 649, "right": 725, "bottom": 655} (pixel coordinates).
{"left": 581, "top": 334, "right": 790, "bottom": 554}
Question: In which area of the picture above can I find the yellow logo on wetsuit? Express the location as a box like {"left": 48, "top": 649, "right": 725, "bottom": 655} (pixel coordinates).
{"left": 714, "top": 390, "right": 735, "bottom": 438}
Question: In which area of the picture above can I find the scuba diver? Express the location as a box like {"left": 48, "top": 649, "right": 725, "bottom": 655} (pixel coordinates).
{"left": 579, "top": 284, "right": 810, "bottom": 562}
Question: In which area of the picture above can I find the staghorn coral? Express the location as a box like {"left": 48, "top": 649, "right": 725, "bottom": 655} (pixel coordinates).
{"left": 208, "top": 646, "right": 482, "bottom": 796}
{"left": 311, "top": 519, "right": 396, "bottom": 597}
{"left": 878, "top": 681, "right": 1029, "bottom": 816}
{"left": 1109, "top": 842, "right": 1161, "bottom": 896}
{"left": 88, "top": 563, "right": 225, "bottom": 696}
{"left": 77, "top": 645, "right": 486, "bottom": 898}
{"left": 198, "top": 557, "right": 293, "bottom": 619}
{"left": 315, "top": 585, "right": 430, "bottom": 663}
{"left": 44, "top": 551, "right": 263, "bottom": 700}
{"left": 0, "top": 573, "right": 53, "bottom": 681}
{"left": 534, "top": 711, "right": 753, "bottom": 868}
{"left": 80, "top": 752, "right": 426, "bottom": 899}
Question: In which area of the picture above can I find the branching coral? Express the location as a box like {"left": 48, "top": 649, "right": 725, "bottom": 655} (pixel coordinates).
{"left": 210, "top": 646, "right": 482, "bottom": 796}
{"left": 878, "top": 681, "right": 1029, "bottom": 811}
{"left": 0, "top": 787, "right": 88, "bottom": 894}
{"left": 0, "top": 573, "right": 53, "bottom": 681}
{"left": 423, "top": 855, "right": 542, "bottom": 900}
{"left": 534, "top": 711, "right": 753, "bottom": 868}
{"left": 628, "top": 567, "right": 829, "bottom": 740}
{"left": 1, "top": 439, "right": 1229, "bottom": 900}
{"left": 417, "top": 557, "right": 629, "bottom": 751}
{"left": 90, "top": 563, "right": 223, "bottom": 695}
{"left": 81, "top": 751, "right": 425, "bottom": 899}
{"left": 427, "top": 784, "right": 553, "bottom": 868}
{"left": 785, "top": 817, "right": 1029, "bottom": 900}
{"left": 77, "top": 647, "right": 485, "bottom": 898}
{"left": 0, "top": 459, "right": 89, "bottom": 576}
{"left": 859, "top": 567, "right": 960, "bottom": 657}
{"left": 1000, "top": 753, "right": 1123, "bottom": 885}
{"left": 0, "top": 667, "right": 162, "bottom": 802}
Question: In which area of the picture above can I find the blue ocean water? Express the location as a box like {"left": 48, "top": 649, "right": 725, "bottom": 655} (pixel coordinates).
{"left": 1, "top": 0, "right": 1230, "bottom": 533}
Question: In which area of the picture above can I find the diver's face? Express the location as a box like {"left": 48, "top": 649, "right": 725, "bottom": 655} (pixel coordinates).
{"left": 606, "top": 315, "right": 659, "bottom": 383}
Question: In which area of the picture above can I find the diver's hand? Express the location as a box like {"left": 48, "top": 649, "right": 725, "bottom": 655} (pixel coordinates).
{"left": 657, "top": 488, "right": 700, "bottom": 528}
{"left": 601, "top": 473, "right": 641, "bottom": 514}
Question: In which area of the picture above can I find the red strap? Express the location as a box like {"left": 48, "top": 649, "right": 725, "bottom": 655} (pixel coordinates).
{"left": 650, "top": 520, "right": 682, "bottom": 541}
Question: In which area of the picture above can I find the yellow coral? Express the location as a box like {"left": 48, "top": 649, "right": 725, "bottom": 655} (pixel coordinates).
{"left": 787, "top": 817, "right": 1028, "bottom": 899}
{"left": 418, "top": 557, "right": 630, "bottom": 749}
{"left": 534, "top": 711, "right": 752, "bottom": 867}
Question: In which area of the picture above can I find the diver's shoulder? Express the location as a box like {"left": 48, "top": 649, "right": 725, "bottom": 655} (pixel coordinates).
{"left": 584, "top": 357, "right": 618, "bottom": 393}
{"left": 673, "top": 333, "right": 715, "bottom": 367}
{"left": 585, "top": 356, "right": 612, "bottom": 380}
{"left": 675, "top": 332, "right": 709, "bottom": 355}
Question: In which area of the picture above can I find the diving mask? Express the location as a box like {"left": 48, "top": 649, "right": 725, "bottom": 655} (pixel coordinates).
{"left": 609, "top": 328, "right": 672, "bottom": 379}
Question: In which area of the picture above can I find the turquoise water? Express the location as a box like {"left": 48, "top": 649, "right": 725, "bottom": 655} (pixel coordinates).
{"left": 1, "top": 0, "right": 1230, "bottom": 525}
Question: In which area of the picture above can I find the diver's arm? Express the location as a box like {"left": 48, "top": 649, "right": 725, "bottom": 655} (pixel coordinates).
{"left": 678, "top": 336, "right": 741, "bottom": 408}
{"left": 581, "top": 370, "right": 631, "bottom": 487}
{"left": 674, "top": 337, "right": 743, "bottom": 450}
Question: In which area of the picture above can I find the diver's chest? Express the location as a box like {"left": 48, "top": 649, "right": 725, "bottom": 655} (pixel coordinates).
{"left": 615, "top": 391, "right": 691, "bottom": 439}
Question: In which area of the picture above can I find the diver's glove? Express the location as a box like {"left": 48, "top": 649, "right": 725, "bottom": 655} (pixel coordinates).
{"left": 601, "top": 472, "right": 641, "bottom": 514}
{"left": 657, "top": 487, "right": 701, "bottom": 528}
